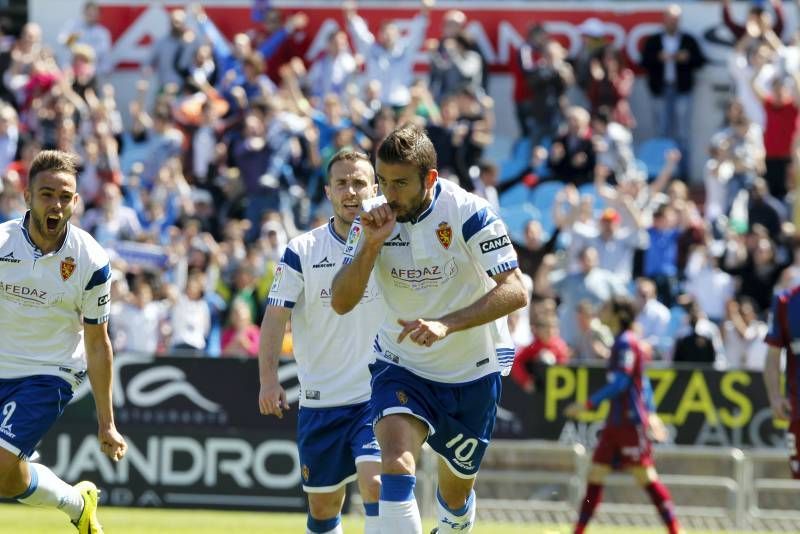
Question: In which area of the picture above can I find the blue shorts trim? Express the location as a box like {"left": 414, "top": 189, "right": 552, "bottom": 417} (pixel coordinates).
{"left": 0, "top": 375, "right": 73, "bottom": 460}
{"left": 369, "top": 361, "right": 501, "bottom": 478}
{"left": 297, "top": 402, "right": 380, "bottom": 493}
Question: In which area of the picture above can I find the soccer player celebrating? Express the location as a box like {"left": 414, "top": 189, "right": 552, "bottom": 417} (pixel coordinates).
{"left": 0, "top": 150, "right": 126, "bottom": 533}
{"left": 331, "top": 124, "right": 529, "bottom": 534}
{"left": 564, "top": 296, "right": 681, "bottom": 534}
{"left": 763, "top": 284, "right": 800, "bottom": 478}
{"left": 259, "top": 149, "right": 383, "bottom": 534}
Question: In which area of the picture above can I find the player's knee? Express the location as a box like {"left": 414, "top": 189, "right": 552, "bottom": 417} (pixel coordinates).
{"left": 307, "top": 493, "right": 343, "bottom": 520}
{"left": 381, "top": 450, "right": 416, "bottom": 475}
{"left": 362, "top": 475, "right": 381, "bottom": 503}
{"left": 630, "top": 466, "right": 657, "bottom": 486}
{"left": 587, "top": 464, "right": 611, "bottom": 484}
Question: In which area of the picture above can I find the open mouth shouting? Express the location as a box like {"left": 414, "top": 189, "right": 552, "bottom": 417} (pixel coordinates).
{"left": 45, "top": 214, "right": 61, "bottom": 232}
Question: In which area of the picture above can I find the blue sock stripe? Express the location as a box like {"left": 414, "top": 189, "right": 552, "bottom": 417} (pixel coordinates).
{"left": 307, "top": 514, "right": 341, "bottom": 533}
{"left": 13, "top": 464, "right": 38, "bottom": 500}
{"left": 363, "top": 502, "right": 379, "bottom": 517}
{"left": 380, "top": 474, "right": 416, "bottom": 502}
{"left": 436, "top": 488, "right": 474, "bottom": 517}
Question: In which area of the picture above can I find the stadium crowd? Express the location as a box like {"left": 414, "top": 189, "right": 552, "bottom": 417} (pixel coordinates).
{"left": 0, "top": 0, "right": 798, "bottom": 376}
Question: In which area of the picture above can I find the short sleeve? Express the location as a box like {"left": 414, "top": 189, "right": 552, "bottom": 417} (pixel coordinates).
{"left": 82, "top": 262, "right": 111, "bottom": 324}
{"left": 267, "top": 244, "right": 304, "bottom": 309}
{"left": 462, "top": 204, "right": 518, "bottom": 277}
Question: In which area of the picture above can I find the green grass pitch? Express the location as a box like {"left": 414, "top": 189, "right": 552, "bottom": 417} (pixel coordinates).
{"left": 0, "top": 504, "right": 776, "bottom": 533}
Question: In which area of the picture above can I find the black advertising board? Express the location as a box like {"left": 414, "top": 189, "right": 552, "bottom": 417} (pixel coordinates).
{"left": 495, "top": 364, "right": 785, "bottom": 449}
{"left": 38, "top": 354, "right": 305, "bottom": 510}
{"left": 36, "top": 356, "right": 784, "bottom": 511}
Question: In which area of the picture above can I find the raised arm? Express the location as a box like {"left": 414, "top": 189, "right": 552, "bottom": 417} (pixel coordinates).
{"left": 331, "top": 203, "right": 395, "bottom": 314}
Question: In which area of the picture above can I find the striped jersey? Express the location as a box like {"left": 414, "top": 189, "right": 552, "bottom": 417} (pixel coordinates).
{"left": 604, "top": 331, "right": 648, "bottom": 426}
{"left": 0, "top": 213, "right": 111, "bottom": 388}
{"left": 765, "top": 285, "right": 800, "bottom": 420}
{"left": 268, "top": 218, "right": 384, "bottom": 408}
{"left": 345, "top": 179, "right": 519, "bottom": 384}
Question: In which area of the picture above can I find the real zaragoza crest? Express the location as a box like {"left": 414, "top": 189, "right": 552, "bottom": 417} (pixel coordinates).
{"left": 436, "top": 222, "right": 452, "bottom": 249}
{"left": 60, "top": 256, "right": 76, "bottom": 281}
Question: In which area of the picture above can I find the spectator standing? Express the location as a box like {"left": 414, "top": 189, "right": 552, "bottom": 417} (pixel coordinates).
{"left": 147, "top": 9, "right": 199, "bottom": 91}
{"left": 57, "top": 1, "right": 112, "bottom": 77}
{"left": 344, "top": 0, "right": 432, "bottom": 108}
{"left": 634, "top": 277, "right": 672, "bottom": 358}
{"left": 640, "top": 4, "right": 706, "bottom": 172}
{"left": 751, "top": 66, "right": 800, "bottom": 199}
{"left": 306, "top": 29, "right": 357, "bottom": 101}
{"left": 672, "top": 297, "right": 726, "bottom": 368}
{"left": 548, "top": 106, "right": 595, "bottom": 186}
{"left": 722, "top": 297, "right": 769, "bottom": 370}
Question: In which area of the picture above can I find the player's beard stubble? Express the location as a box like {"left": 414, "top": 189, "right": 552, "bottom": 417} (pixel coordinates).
{"left": 392, "top": 183, "right": 431, "bottom": 223}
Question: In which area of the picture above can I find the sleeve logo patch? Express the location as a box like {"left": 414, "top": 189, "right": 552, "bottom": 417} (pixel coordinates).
{"left": 97, "top": 294, "right": 110, "bottom": 306}
{"left": 479, "top": 235, "right": 511, "bottom": 253}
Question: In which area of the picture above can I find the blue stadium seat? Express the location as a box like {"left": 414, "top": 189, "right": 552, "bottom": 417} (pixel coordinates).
{"left": 635, "top": 137, "right": 679, "bottom": 180}
{"left": 500, "top": 203, "right": 541, "bottom": 242}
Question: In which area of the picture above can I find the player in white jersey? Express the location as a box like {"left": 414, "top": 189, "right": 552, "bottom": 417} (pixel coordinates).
{"left": 259, "top": 149, "right": 383, "bottom": 534}
{"left": 331, "top": 124, "right": 529, "bottom": 534}
{"left": 0, "top": 150, "right": 126, "bottom": 534}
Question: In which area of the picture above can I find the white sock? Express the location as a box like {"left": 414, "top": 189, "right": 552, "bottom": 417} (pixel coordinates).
{"left": 364, "top": 502, "right": 380, "bottom": 534}
{"left": 379, "top": 474, "right": 422, "bottom": 534}
{"left": 306, "top": 514, "right": 343, "bottom": 534}
{"left": 15, "top": 463, "right": 84, "bottom": 522}
{"left": 436, "top": 488, "right": 476, "bottom": 532}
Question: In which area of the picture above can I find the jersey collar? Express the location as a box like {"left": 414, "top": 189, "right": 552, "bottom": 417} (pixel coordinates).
{"left": 410, "top": 180, "right": 442, "bottom": 225}
{"left": 20, "top": 211, "right": 72, "bottom": 258}
{"left": 328, "top": 217, "right": 346, "bottom": 245}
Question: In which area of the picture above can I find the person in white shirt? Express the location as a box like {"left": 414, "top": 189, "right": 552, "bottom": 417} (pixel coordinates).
{"left": 331, "top": 124, "right": 528, "bottom": 534}
{"left": 0, "top": 150, "right": 126, "bottom": 533}
{"left": 683, "top": 244, "right": 735, "bottom": 323}
{"left": 722, "top": 297, "right": 769, "bottom": 370}
{"left": 634, "top": 277, "right": 672, "bottom": 358}
{"left": 260, "top": 150, "right": 383, "bottom": 534}
{"left": 344, "top": 0, "right": 432, "bottom": 108}
{"left": 110, "top": 276, "right": 168, "bottom": 355}
{"left": 306, "top": 29, "right": 358, "bottom": 101}
{"left": 168, "top": 270, "right": 210, "bottom": 355}
{"left": 57, "top": 1, "right": 112, "bottom": 77}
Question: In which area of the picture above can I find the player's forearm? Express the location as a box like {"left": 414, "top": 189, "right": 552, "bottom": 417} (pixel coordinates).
{"left": 438, "top": 268, "right": 528, "bottom": 334}
{"left": 764, "top": 349, "right": 784, "bottom": 403}
{"left": 85, "top": 336, "right": 116, "bottom": 429}
{"left": 258, "top": 308, "right": 289, "bottom": 385}
{"left": 331, "top": 241, "right": 380, "bottom": 314}
{"left": 587, "top": 372, "right": 632, "bottom": 408}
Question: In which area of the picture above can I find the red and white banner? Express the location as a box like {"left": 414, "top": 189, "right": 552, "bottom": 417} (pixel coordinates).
{"left": 32, "top": 1, "right": 781, "bottom": 73}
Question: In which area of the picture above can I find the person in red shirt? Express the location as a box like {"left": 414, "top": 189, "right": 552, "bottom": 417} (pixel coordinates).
{"left": 751, "top": 65, "right": 800, "bottom": 199}
{"left": 511, "top": 316, "right": 569, "bottom": 393}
